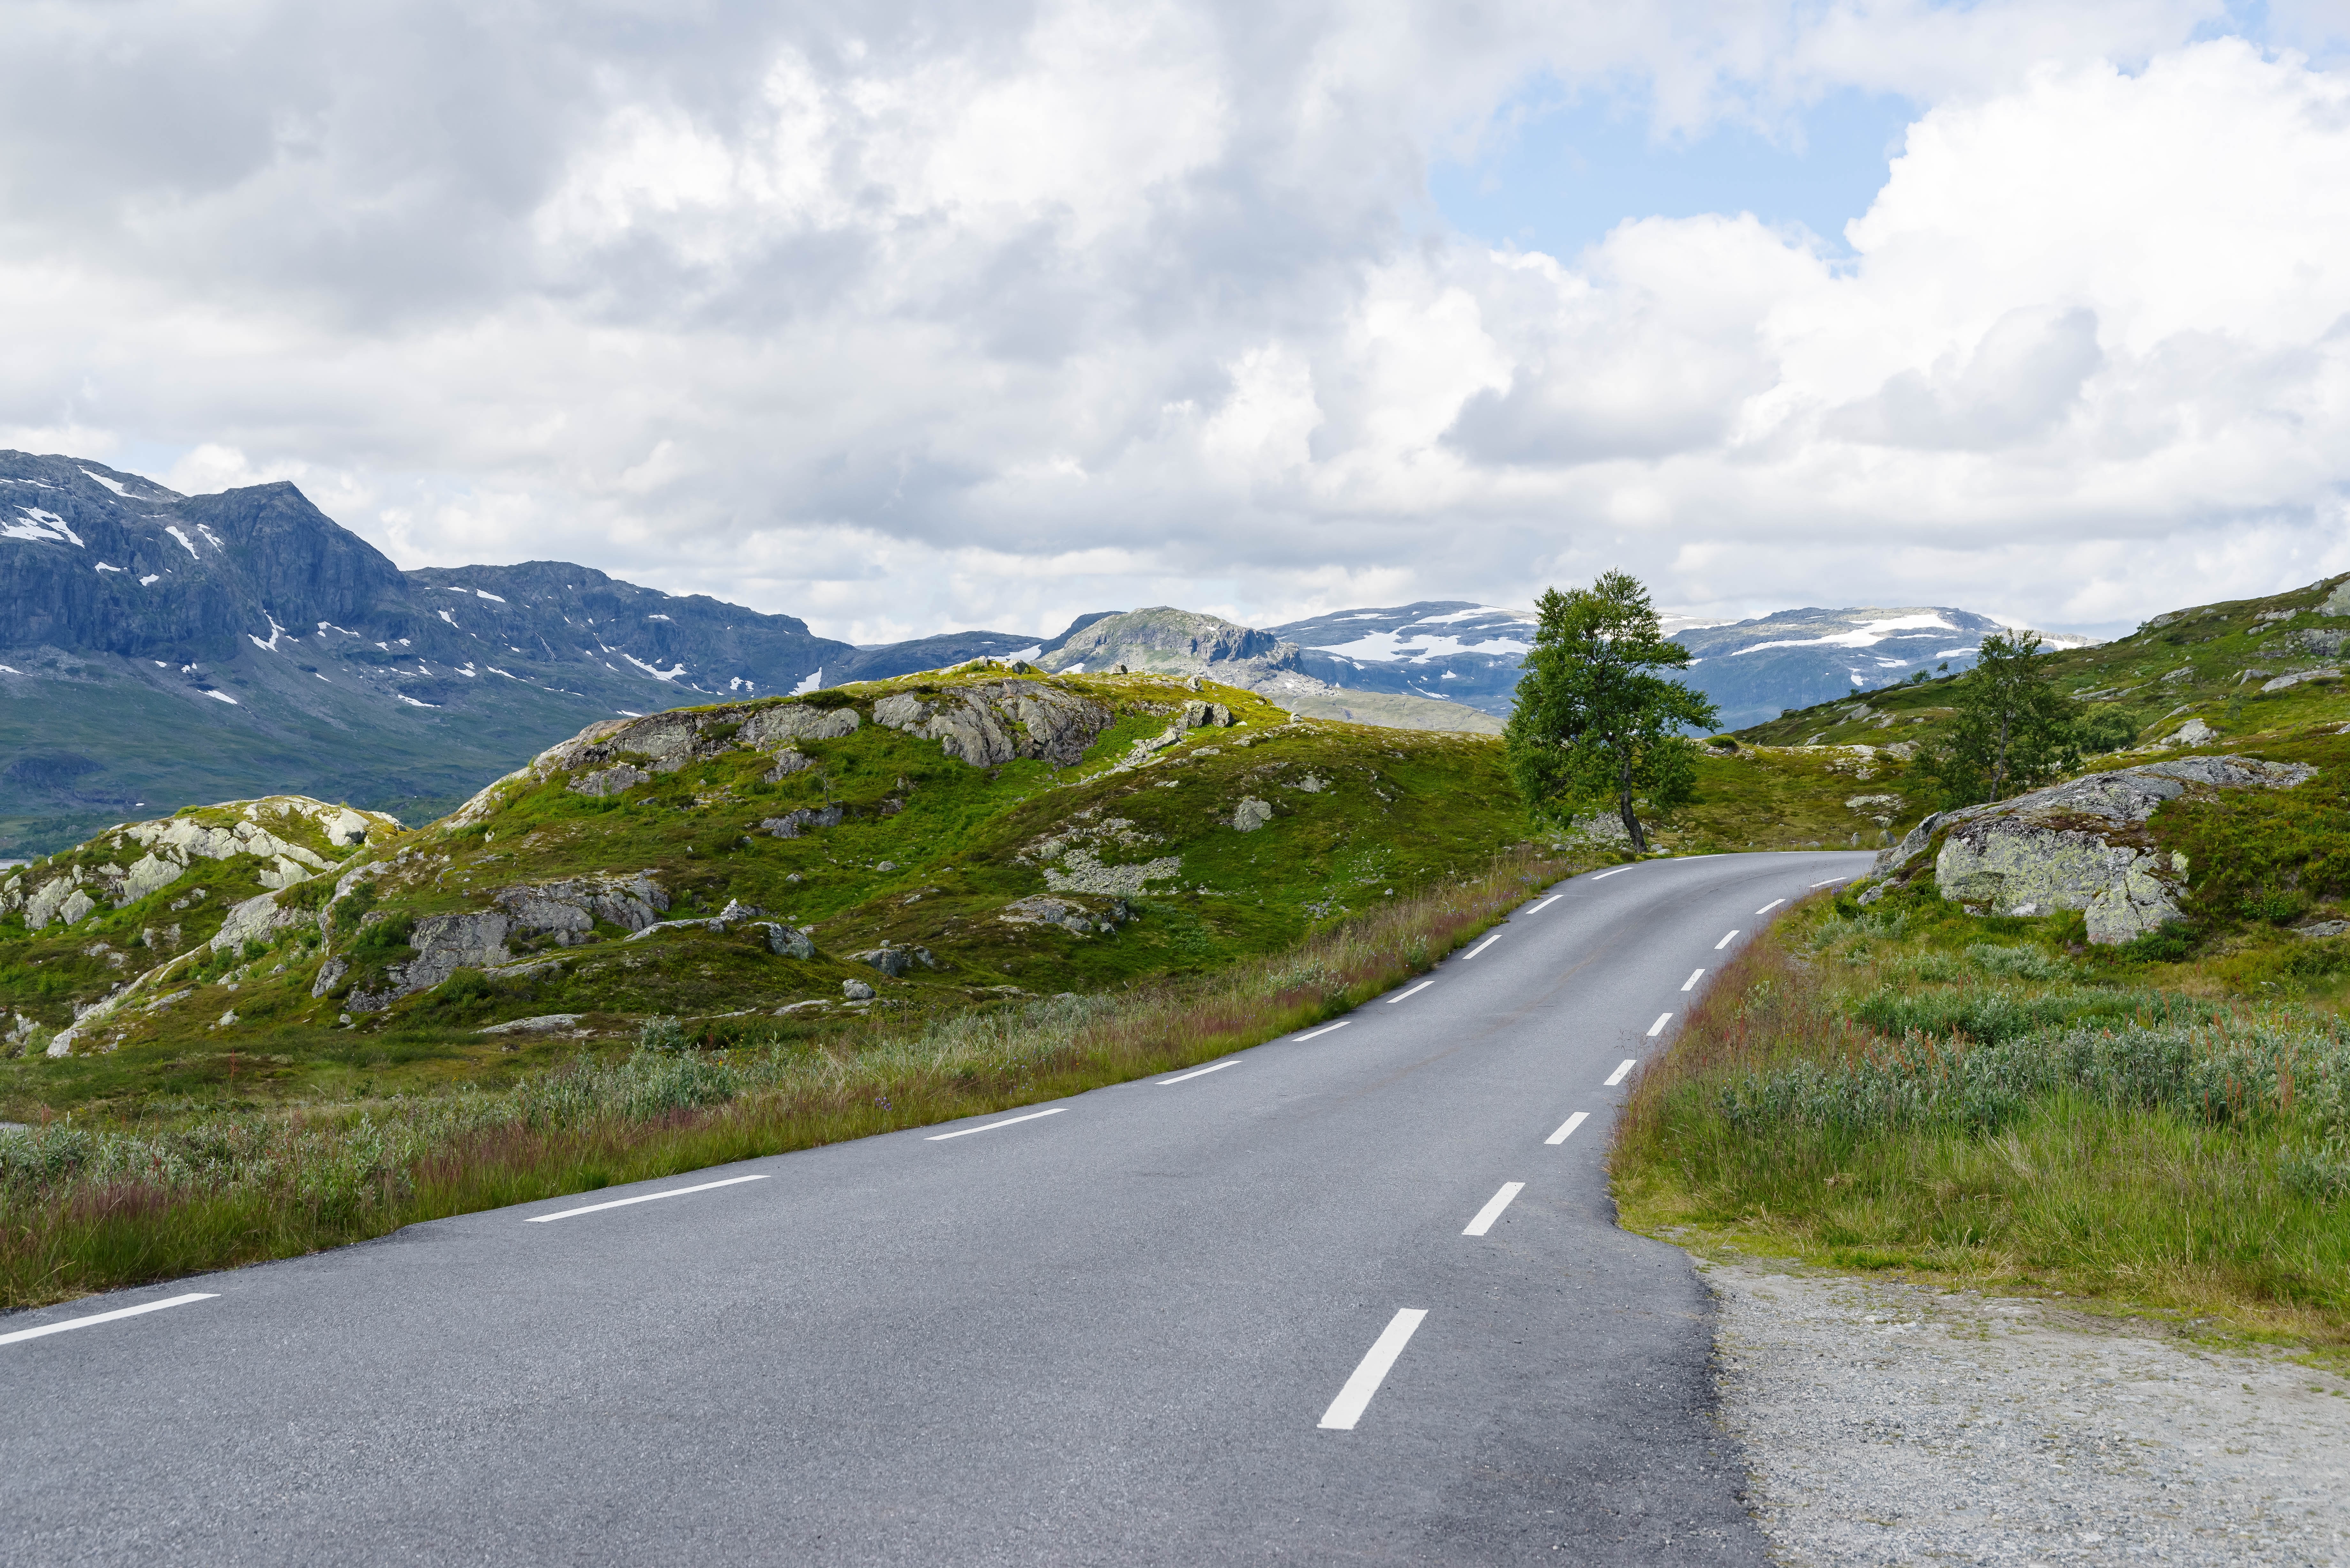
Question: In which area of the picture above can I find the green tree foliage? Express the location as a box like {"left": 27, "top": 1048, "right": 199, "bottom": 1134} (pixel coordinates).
{"left": 1505, "top": 571, "right": 1719, "bottom": 852}
{"left": 1920, "top": 631, "right": 2081, "bottom": 807}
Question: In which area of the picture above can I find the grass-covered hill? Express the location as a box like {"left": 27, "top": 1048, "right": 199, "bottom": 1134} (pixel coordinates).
{"left": 0, "top": 668, "right": 1544, "bottom": 1114}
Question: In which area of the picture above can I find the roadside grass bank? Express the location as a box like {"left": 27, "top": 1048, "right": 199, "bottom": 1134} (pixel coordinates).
{"left": 1612, "top": 886, "right": 2350, "bottom": 1360}
{"left": 0, "top": 848, "right": 1579, "bottom": 1310}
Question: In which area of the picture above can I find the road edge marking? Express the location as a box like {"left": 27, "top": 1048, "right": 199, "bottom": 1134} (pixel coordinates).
{"left": 0, "top": 1292, "right": 217, "bottom": 1348}
{"left": 924, "top": 1107, "right": 1067, "bottom": 1142}
{"left": 1159, "top": 1060, "right": 1239, "bottom": 1086}
{"left": 1461, "top": 932, "right": 1503, "bottom": 960}
{"left": 1605, "top": 1058, "right": 1638, "bottom": 1086}
{"left": 1294, "top": 1021, "right": 1351, "bottom": 1041}
{"left": 1318, "top": 1308, "right": 1429, "bottom": 1430}
{"left": 1384, "top": 979, "right": 1435, "bottom": 1005}
{"left": 526, "top": 1173, "right": 771, "bottom": 1221}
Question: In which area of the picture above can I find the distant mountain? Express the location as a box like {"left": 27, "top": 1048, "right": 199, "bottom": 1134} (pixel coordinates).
{"left": 1264, "top": 601, "right": 1533, "bottom": 716}
{"left": 0, "top": 451, "right": 1044, "bottom": 854}
{"left": 1673, "top": 607, "right": 2095, "bottom": 730}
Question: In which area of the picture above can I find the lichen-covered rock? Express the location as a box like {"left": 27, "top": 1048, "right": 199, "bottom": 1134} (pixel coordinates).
{"left": 855, "top": 946, "right": 913, "bottom": 977}
{"left": 492, "top": 874, "right": 669, "bottom": 938}
{"left": 1044, "top": 848, "right": 1182, "bottom": 897}
{"left": 752, "top": 922, "right": 815, "bottom": 959}
{"left": 843, "top": 978, "right": 876, "bottom": 1001}
{"left": 1871, "top": 755, "right": 2315, "bottom": 943}
{"left": 209, "top": 891, "right": 312, "bottom": 954}
{"left": 342, "top": 910, "right": 514, "bottom": 1013}
{"left": 762, "top": 805, "right": 844, "bottom": 838}
{"left": 570, "top": 763, "right": 650, "bottom": 797}
{"left": 1232, "top": 797, "right": 1273, "bottom": 832}
{"left": 740, "top": 705, "right": 859, "bottom": 748}
{"left": 873, "top": 680, "right": 1113, "bottom": 768}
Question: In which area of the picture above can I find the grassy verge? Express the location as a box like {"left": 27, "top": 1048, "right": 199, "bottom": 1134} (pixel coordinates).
{"left": 1612, "top": 886, "right": 2350, "bottom": 1360}
{"left": 0, "top": 847, "right": 1580, "bottom": 1310}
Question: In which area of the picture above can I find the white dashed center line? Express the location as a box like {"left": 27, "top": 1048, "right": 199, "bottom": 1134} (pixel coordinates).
{"left": 1646, "top": 1012, "right": 1672, "bottom": 1037}
{"left": 1159, "top": 1060, "right": 1238, "bottom": 1086}
{"left": 1293, "top": 1021, "right": 1351, "bottom": 1041}
{"left": 527, "top": 1173, "right": 770, "bottom": 1221}
{"left": 1525, "top": 895, "right": 1561, "bottom": 913}
{"left": 924, "top": 1107, "right": 1067, "bottom": 1142}
{"left": 0, "top": 1292, "right": 217, "bottom": 1348}
{"left": 1385, "top": 980, "right": 1435, "bottom": 1005}
{"left": 1605, "top": 1059, "right": 1638, "bottom": 1086}
{"left": 1545, "top": 1111, "right": 1589, "bottom": 1145}
{"left": 1462, "top": 1182, "right": 1525, "bottom": 1236}
{"left": 1461, "top": 932, "right": 1503, "bottom": 960}
{"left": 1714, "top": 930, "right": 1740, "bottom": 950}
{"left": 1319, "top": 1309, "right": 1428, "bottom": 1430}
{"left": 1681, "top": 968, "right": 1704, "bottom": 991}
{"left": 1755, "top": 899, "right": 1786, "bottom": 915}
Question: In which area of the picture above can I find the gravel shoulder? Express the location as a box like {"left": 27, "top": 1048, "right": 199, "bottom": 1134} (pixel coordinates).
{"left": 1700, "top": 1253, "right": 2350, "bottom": 1566}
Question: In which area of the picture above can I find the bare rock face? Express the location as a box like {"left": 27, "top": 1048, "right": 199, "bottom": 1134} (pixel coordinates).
{"left": 1871, "top": 756, "right": 2315, "bottom": 943}
{"left": 872, "top": 680, "right": 1114, "bottom": 768}
{"left": 341, "top": 910, "right": 516, "bottom": 1013}
{"left": 493, "top": 874, "right": 669, "bottom": 939}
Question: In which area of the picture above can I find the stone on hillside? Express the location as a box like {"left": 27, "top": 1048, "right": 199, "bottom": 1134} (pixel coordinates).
{"left": 741, "top": 705, "right": 859, "bottom": 747}
{"left": 2298, "top": 628, "right": 2349, "bottom": 657}
{"left": 1870, "top": 755, "right": 2314, "bottom": 943}
{"left": 2321, "top": 581, "right": 2350, "bottom": 616}
{"left": 340, "top": 910, "right": 515, "bottom": 1013}
{"left": 2151, "top": 717, "right": 2217, "bottom": 747}
{"left": 753, "top": 922, "right": 815, "bottom": 959}
{"left": 762, "top": 805, "right": 844, "bottom": 838}
{"left": 875, "top": 680, "right": 1114, "bottom": 768}
{"left": 2262, "top": 668, "right": 2341, "bottom": 693}
{"left": 57, "top": 889, "right": 95, "bottom": 926}
{"left": 843, "top": 978, "right": 876, "bottom": 1001}
{"left": 1294, "top": 772, "right": 1329, "bottom": 793}
{"left": 1043, "top": 848, "right": 1182, "bottom": 897}
{"left": 494, "top": 873, "right": 668, "bottom": 938}
{"left": 1232, "top": 797, "right": 1274, "bottom": 833}
{"left": 570, "top": 763, "right": 650, "bottom": 797}
{"left": 764, "top": 748, "right": 814, "bottom": 780}
{"left": 856, "top": 946, "right": 912, "bottom": 977}
{"left": 209, "top": 890, "right": 309, "bottom": 953}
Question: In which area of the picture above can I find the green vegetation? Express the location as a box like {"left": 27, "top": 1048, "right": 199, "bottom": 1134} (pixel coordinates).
{"left": 1505, "top": 571, "right": 1717, "bottom": 851}
{"left": 1916, "top": 630, "right": 2080, "bottom": 805}
{"left": 0, "top": 852, "right": 1563, "bottom": 1308}
{"left": 1616, "top": 855, "right": 2350, "bottom": 1355}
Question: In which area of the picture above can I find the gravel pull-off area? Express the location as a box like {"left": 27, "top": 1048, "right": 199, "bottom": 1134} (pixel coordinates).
{"left": 1703, "top": 1255, "right": 2350, "bottom": 1565}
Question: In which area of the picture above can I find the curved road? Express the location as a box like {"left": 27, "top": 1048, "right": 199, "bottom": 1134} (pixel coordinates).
{"left": 2, "top": 849, "right": 1873, "bottom": 1565}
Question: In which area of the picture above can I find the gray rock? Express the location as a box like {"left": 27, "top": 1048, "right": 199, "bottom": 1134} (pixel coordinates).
{"left": 310, "top": 956, "right": 349, "bottom": 999}
{"left": 842, "top": 978, "right": 876, "bottom": 1001}
{"left": 493, "top": 873, "right": 669, "bottom": 938}
{"left": 1232, "top": 796, "right": 1274, "bottom": 833}
{"left": 2293, "top": 920, "right": 2350, "bottom": 939}
{"left": 2320, "top": 580, "right": 2350, "bottom": 616}
{"left": 2297, "top": 627, "right": 2349, "bottom": 657}
{"left": 752, "top": 922, "right": 816, "bottom": 959}
{"left": 761, "top": 805, "right": 844, "bottom": 838}
{"left": 1874, "top": 755, "right": 2315, "bottom": 944}
{"left": 476, "top": 1014, "right": 584, "bottom": 1035}
{"left": 764, "top": 749, "right": 814, "bottom": 781}
{"left": 855, "top": 947, "right": 913, "bottom": 977}
{"left": 209, "top": 890, "right": 310, "bottom": 954}
{"left": 2261, "top": 667, "right": 2341, "bottom": 693}
{"left": 874, "top": 680, "right": 1114, "bottom": 768}
{"left": 570, "top": 762, "right": 651, "bottom": 797}
{"left": 2155, "top": 717, "right": 2217, "bottom": 747}
{"left": 740, "top": 705, "right": 859, "bottom": 748}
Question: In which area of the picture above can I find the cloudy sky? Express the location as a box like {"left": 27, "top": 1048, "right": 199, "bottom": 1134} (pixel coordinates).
{"left": 4, "top": 1, "right": 2347, "bottom": 643}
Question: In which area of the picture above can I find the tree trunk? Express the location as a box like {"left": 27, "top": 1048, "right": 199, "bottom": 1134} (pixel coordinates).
{"left": 1618, "top": 752, "right": 1646, "bottom": 852}
{"left": 1994, "top": 709, "right": 2012, "bottom": 800}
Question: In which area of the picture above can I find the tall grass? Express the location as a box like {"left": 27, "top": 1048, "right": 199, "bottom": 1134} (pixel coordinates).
{"left": 0, "top": 850, "right": 1574, "bottom": 1309}
{"left": 1614, "top": 902, "right": 2350, "bottom": 1347}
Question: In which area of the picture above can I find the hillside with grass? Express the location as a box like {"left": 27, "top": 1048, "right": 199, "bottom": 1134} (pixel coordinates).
{"left": 1614, "top": 576, "right": 2350, "bottom": 1356}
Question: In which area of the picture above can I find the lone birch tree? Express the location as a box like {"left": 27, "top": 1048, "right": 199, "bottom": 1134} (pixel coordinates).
{"left": 1505, "top": 571, "right": 1718, "bottom": 853}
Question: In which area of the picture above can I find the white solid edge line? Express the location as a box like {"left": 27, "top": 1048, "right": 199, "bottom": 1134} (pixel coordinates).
{"left": 1318, "top": 1308, "right": 1429, "bottom": 1430}
{"left": 925, "top": 1107, "right": 1067, "bottom": 1142}
{"left": 1755, "top": 899, "right": 1786, "bottom": 915}
{"left": 527, "top": 1173, "right": 770, "bottom": 1221}
{"left": 1681, "top": 968, "right": 1705, "bottom": 991}
{"left": 1294, "top": 1020, "right": 1351, "bottom": 1041}
{"left": 1545, "top": 1111, "right": 1590, "bottom": 1145}
{"left": 1525, "top": 895, "right": 1561, "bottom": 913}
{"left": 1714, "top": 930, "right": 1740, "bottom": 950}
{"left": 1809, "top": 877, "right": 1851, "bottom": 887}
{"left": 1590, "top": 867, "right": 1631, "bottom": 880}
{"left": 1462, "top": 1181, "right": 1526, "bottom": 1236}
{"left": 1461, "top": 932, "right": 1503, "bottom": 960}
{"left": 1385, "top": 979, "right": 1435, "bottom": 1005}
{"left": 1605, "top": 1058, "right": 1638, "bottom": 1086}
{"left": 1647, "top": 1011, "right": 1672, "bottom": 1037}
{"left": 1159, "top": 1060, "right": 1238, "bottom": 1085}
{"left": 0, "top": 1291, "right": 218, "bottom": 1348}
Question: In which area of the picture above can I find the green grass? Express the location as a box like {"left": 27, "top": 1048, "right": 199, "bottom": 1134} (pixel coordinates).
{"left": 1613, "top": 881, "right": 2350, "bottom": 1357}
{"left": 0, "top": 848, "right": 1575, "bottom": 1308}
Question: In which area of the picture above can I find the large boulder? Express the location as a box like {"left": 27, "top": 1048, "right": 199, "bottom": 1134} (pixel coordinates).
{"left": 1871, "top": 756, "right": 2315, "bottom": 943}
{"left": 872, "top": 680, "right": 1114, "bottom": 768}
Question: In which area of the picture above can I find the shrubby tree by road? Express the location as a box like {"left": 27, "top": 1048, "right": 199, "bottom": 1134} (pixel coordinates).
{"left": 1505, "top": 571, "right": 1718, "bottom": 853}
{"left": 1920, "top": 630, "right": 2083, "bottom": 806}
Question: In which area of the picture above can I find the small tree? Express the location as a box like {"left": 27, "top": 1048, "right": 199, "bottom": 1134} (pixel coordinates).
{"left": 1505, "top": 570, "right": 1719, "bottom": 852}
{"left": 1920, "top": 630, "right": 2080, "bottom": 806}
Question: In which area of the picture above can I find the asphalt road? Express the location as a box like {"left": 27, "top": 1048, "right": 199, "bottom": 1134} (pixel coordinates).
{"left": 1, "top": 849, "right": 1874, "bottom": 1566}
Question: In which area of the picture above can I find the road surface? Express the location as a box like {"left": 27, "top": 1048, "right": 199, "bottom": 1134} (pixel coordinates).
{"left": 1, "top": 849, "right": 1874, "bottom": 1565}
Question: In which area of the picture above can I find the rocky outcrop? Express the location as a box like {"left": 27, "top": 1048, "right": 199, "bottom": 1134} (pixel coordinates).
{"left": 872, "top": 681, "right": 1114, "bottom": 768}
{"left": 998, "top": 895, "right": 1133, "bottom": 933}
{"left": 492, "top": 874, "right": 669, "bottom": 939}
{"left": 341, "top": 911, "right": 515, "bottom": 1013}
{"left": 762, "top": 806, "right": 844, "bottom": 838}
{"left": 1870, "top": 756, "right": 2315, "bottom": 943}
